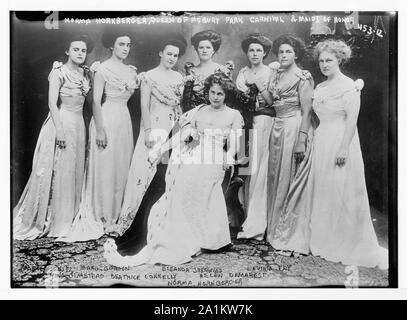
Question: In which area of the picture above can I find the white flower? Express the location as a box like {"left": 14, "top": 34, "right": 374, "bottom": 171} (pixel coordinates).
{"left": 52, "top": 61, "right": 63, "bottom": 69}
{"left": 184, "top": 74, "right": 195, "bottom": 83}
{"left": 225, "top": 60, "right": 235, "bottom": 71}
{"left": 269, "top": 61, "right": 281, "bottom": 70}
{"left": 89, "top": 61, "right": 101, "bottom": 73}
{"left": 355, "top": 79, "right": 364, "bottom": 91}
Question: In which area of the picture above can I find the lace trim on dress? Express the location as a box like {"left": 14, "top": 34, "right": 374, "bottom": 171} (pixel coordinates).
{"left": 93, "top": 62, "right": 139, "bottom": 93}
{"left": 313, "top": 79, "right": 364, "bottom": 104}
{"left": 48, "top": 61, "right": 91, "bottom": 97}
{"left": 139, "top": 72, "right": 183, "bottom": 107}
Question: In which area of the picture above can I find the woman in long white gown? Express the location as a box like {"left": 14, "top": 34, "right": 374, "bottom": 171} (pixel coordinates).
{"left": 272, "top": 39, "right": 388, "bottom": 269}
{"left": 103, "top": 72, "right": 244, "bottom": 266}
{"left": 13, "top": 35, "right": 93, "bottom": 240}
{"left": 58, "top": 30, "right": 138, "bottom": 242}
{"left": 107, "top": 39, "right": 186, "bottom": 244}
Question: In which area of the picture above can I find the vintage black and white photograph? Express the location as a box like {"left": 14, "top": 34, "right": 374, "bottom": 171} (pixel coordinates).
{"left": 10, "top": 10, "right": 397, "bottom": 288}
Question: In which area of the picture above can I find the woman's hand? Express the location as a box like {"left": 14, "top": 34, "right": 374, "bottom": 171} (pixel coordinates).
{"left": 148, "top": 147, "right": 161, "bottom": 166}
{"left": 56, "top": 128, "right": 66, "bottom": 149}
{"left": 144, "top": 130, "right": 155, "bottom": 149}
{"left": 335, "top": 147, "right": 349, "bottom": 167}
{"left": 182, "top": 127, "right": 200, "bottom": 152}
{"left": 294, "top": 140, "right": 306, "bottom": 163}
{"left": 223, "top": 153, "right": 235, "bottom": 171}
{"left": 223, "top": 161, "right": 233, "bottom": 171}
{"left": 96, "top": 128, "right": 108, "bottom": 149}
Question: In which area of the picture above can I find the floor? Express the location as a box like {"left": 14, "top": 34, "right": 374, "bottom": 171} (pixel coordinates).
{"left": 12, "top": 207, "right": 390, "bottom": 288}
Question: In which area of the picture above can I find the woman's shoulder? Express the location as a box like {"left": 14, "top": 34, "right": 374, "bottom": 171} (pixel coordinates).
{"left": 316, "top": 76, "right": 363, "bottom": 97}
{"left": 48, "top": 61, "right": 66, "bottom": 82}
{"left": 341, "top": 75, "right": 356, "bottom": 87}
{"left": 238, "top": 66, "right": 250, "bottom": 75}
{"left": 92, "top": 60, "right": 110, "bottom": 75}
{"left": 98, "top": 60, "right": 110, "bottom": 69}
{"left": 168, "top": 69, "right": 184, "bottom": 83}
{"left": 139, "top": 68, "right": 156, "bottom": 83}
{"left": 144, "top": 68, "right": 183, "bottom": 83}
{"left": 225, "top": 106, "right": 242, "bottom": 117}
{"left": 335, "top": 76, "right": 362, "bottom": 94}
{"left": 294, "top": 67, "right": 313, "bottom": 84}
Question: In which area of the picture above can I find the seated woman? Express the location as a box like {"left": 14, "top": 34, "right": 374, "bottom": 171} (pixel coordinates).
{"left": 273, "top": 39, "right": 388, "bottom": 269}
{"left": 103, "top": 71, "right": 244, "bottom": 266}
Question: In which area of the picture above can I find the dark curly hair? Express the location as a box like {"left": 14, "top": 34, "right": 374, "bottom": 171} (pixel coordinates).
{"left": 272, "top": 34, "right": 306, "bottom": 62}
{"left": 191, "top": 30, "right": 222, "bottom": 53}
{"left": 241, "top": 33, "right": 272, "bottom": 58}
{"left": 204, "top": 72, "right": 236, "bottom": 105}
{"left": 101, "top": 28, "right": 133, "bottom": 48}
{"left": 64, "top": 34, "right": 94, "bottom": 54}
{"left": 159, "top": 38, "right": 187, "bottom": 57}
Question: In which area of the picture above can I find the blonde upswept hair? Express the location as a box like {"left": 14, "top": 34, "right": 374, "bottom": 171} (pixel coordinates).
{"left": 314, "top": 39, "right": 352, "bottom": 65}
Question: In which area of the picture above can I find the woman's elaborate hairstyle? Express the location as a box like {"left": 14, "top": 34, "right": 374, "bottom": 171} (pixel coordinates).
{"left": 313, "top": 39, "right": 352, "bottom": 65}
{"left": 159, "top": 38, "right": 187, "bottom": 57}
{"left": 64, "top": 34, "right": 94, "bottom": 54}
{"left": 191, "top": 30, "right": 222, "bottom": 53}
{"left": 101, "top": 28, "right": 133, "bottom": 49}
{"left": 241, "top": 33, "right": 272, "bottom": 58}
{"left": 204, "top": 71, "right": 236, "bottom": 104}
{"left": 272, "top": 34, "right": 307, "bottom": 62}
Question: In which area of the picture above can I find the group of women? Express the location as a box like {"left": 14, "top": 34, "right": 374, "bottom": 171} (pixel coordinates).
{"left": 13, "top": 27, "right": 388, "bottom": 270}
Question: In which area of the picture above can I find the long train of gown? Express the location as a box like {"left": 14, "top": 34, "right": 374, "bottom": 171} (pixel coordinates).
{"left": 103, "top": 105, "right": 244, "bottom": 266}
{"left": 57, "top": 62, "right": 137, "bottom": 242}
{"left": 13, "top": 63, "right": 89, "bottom": 240}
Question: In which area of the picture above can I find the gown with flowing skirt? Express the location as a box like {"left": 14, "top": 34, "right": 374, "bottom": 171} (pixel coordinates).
{"left": 108, "top": 71, "right": 184, "bottom": 254}
{"left": 315, "top": 79, "right": 388, "bottom": 268}
{"left": 57, "top": 62, "right": 137, "bottom": 242}
{"left": 103, "top": 105, "right": 244, "bottom": 266}
{"left": 265, "top": 69, "right": 314, "bottom": 245}
{"left": 271, "top": 78, "right": 388, "bottom": 269}
{"left": 234, "top": 66, "right": 276, "bottom": 240}
{"left": 13, "top": 63, "right": 90, "bottom": 240}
